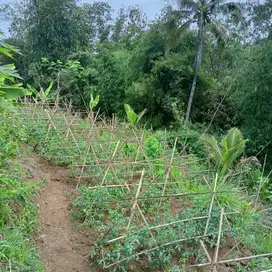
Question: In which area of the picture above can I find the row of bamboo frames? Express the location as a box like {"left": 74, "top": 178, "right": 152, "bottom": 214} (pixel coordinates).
{"left": 20, "top": 100, "right": 272, "bottom": 271}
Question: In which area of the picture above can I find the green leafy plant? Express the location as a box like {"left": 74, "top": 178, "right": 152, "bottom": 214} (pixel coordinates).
{"left": 124, "top": 104, "right": 146, "bottom": 127}
{"left": 89, "top": 94, "right": 100, "bottom": 111}
{"left": 28, "top": 81, "right": 54, "bottom": 103}
{"left": 0, "top": 35, "right": 32, "bottom": 100}
{"left": 0, "top": 100, "right": 43, "bottom": 271}
{"left": 201, "top": 128, "right": 247, "bottom": 176}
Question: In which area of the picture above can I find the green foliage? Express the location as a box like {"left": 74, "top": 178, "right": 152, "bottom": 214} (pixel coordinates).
{"left": 89, "top": 94, "right": 100, "bottom": 111}
{"left": 124, "top": 104, "right": 146, "bottom": 127}
{"left": 1, "top": 0, "right": 272, "bottom": 270}
{"left": 201, "top": 128, "right": 247, "bottom": 176}
{"left": 0, "top": 102, "right": 42, "bottom": 271}
{"left": 28, "top": 81, "right": 54, "bottom": 103}
{"left": 9, "top": 0, "right": 87, "bottom": 61}
{"left": 231, "top": 38, "right": 272, "bottom": 164}
{"left": 0, "top": 36, "right": 31, "bottom": 100}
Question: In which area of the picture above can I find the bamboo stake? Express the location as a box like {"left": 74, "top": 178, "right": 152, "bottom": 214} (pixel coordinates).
{"left": 160, "top": 137, "right": 178, "bottom": 207}
{"left": 127, "top": 170, "right": 145, "bottom": 229}
{"left": 203, "top": 176, "right": 241, "bottom": 254}
{"left": 255, "top": 154, "right": 268, "bottom": 207}
{"left": 63, "top": 113, "right": 81, "bottom": 155}
{"left": 44, "top": 109, "right": 62, "bottom": 141}
{"left": 204, "top": 174, "right": 218, "bottom": 235}
{"left": 123, "top": 180, "right": 158, "bottom": 246}
{"left": 107, "top": 215, "right": 208, "bottom": 244}
{"left": 200, "top": 240, "right": 212, "bottom": 263}
{"left": 212, "top": 208, "right": 224, "bottom": 272}
{"left": 100, "top": 141, "right": 120, "bottom": 186}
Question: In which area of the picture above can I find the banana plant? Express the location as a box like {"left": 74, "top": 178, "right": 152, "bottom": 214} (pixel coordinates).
{"left": 201, "top": 128, "right": 248, "bottom": 176}
{"left": 89, "top": 94, "right": 100, "bottom": 111}
{"left": 0, "top": 42, "right": 32, "bottom": 100}
{"left": 27, "top": 81, "right": 54, "bottom": 103}
{"left": 124, "top": 104, "right": 147, "bottom": 127}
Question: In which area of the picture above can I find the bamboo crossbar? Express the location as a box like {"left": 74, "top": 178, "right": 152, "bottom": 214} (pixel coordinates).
{"left": 106, "top": 211, "right": 239, "bottom": 244}
{"left": 84, "top": 190, "right": 243, "bottom": 202}
{"left": 187, "top": 252, "right": 272, "bottom": 268}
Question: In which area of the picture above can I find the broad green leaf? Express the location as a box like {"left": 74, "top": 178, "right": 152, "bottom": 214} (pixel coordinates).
{"left": 27, "top": 84, "right": 38, "bottom": 95}
{"left": 0, "top": 87, "right": 32, "bottom": 100}
{"left": 89, "top": 94, "right": 100, "bottom": 110}
{"left": 124, "top": 104, "right": 146, "bottom": 127}
{"left": 44, "top": 81, "right": 54, "bottom": 99}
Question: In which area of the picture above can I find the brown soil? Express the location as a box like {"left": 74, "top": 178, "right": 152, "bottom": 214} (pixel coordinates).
{"left": 20, "top": 152, "right": 92, "bottom": 272}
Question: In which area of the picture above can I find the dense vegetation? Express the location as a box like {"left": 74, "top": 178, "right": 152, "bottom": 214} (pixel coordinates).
{"left": 0, "top": 0, "right": 271, "bottom": 165}
{"left": 0, "top": 0, "right": 272, "bottom": 271}
{"left": 0, "top": 36, "right": 43, "bottom": 271}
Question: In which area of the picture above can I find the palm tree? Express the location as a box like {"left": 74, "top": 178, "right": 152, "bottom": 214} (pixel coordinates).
{"left": 201, "top": 127, "right": 247, "bottom": 177}
{"left": 167, "top": 0, "right": 243, "bottom": 127}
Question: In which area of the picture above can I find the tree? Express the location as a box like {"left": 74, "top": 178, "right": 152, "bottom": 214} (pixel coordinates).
{"left": 231, "top": 38, "right": 272, "bottom": 164}
{"left": 9, "top": 0, "right": 87, "bottom": 61}
{"left": 247, "top": 0, "right": 272, "bottom": 41}
{"left": 167, "top": 0, "right": 243, "bottom": 126}
{"left": 112, "top": 6, "right": 147, "bottom": 46}
{"left": 81, "top": 2, "right": 113, "bottom": 44}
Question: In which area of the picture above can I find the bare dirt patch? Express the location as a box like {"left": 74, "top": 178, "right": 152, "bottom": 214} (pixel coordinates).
{"left": 20, "top": 152, "right": 93, "bottom": 272}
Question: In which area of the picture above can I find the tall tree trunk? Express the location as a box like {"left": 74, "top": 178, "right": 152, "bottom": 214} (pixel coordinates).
{"left": 184, "top": 11, "right": 204, "bottom": 127}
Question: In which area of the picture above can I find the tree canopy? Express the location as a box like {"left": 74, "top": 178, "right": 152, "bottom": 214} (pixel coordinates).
{"left": 1, "top": 0, "right": 271, "bottom": 164}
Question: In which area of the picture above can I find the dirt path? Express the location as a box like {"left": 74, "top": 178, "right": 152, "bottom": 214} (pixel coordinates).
{"left": 20, "top": 152, "right": 91, "bottom": 272}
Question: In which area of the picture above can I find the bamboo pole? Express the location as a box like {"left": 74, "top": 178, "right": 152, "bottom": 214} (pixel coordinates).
{"left": 160, "top": 137, "right": 178, "bottom": 207}
{"left": 200, "top": 240, "right": 212, "bottom": 263}
{"left": 205, "top": 174, "right": 218, "bottom": 235}
{"left": 127, "top": 170, "right": 145, "bottom": 229}
{"left": 212, "top": 208, "right": 224, "bottom": 271}
{"left": 187, "top": 252, "right": 272, "bottom": 268}
{"left": 123, "top": 178, "right": 158, "bottom": 247}
{"left": 100, "top": 141, "right": 120, "bottom": 186}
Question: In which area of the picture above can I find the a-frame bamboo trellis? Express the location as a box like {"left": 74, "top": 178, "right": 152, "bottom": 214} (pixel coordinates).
{"left": 19, "top": 100, "right": 272, "bottom": 271}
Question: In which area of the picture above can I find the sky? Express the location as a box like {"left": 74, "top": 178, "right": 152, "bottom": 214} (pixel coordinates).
{"left": 0, "top": 0, "right": 165, "bottom": 36}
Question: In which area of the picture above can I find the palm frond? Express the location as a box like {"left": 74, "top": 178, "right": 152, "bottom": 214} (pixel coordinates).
{"left": 177, "top": 0, "right": 198, "bottom": 11}
{"left": 124, "top": 104, "right": 138, "bottom": 127}
{"left": 201, "top": 134, "right": 223, "bottom": 164}
{"left": 218, "top": 1, "right": 245, "bottom": 18}
{"left": 221, "top": 128, "right": 247, "bottom": 175}
{"left": 208, "top": 21, "right": 227, "bottom": 52}
{"left": 202, "top": 128, "right": 247, "bottom": 177}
